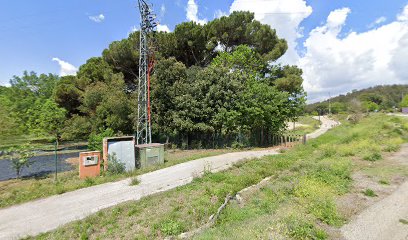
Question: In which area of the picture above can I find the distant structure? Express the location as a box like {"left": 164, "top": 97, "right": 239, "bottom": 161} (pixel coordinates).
{"left": 137, "top": 0, "right": 157, "bottom": 145}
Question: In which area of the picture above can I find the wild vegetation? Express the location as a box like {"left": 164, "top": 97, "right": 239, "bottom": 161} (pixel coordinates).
{"left": 307, "top": 85, "right": 408, "bottom": 114}
{"left": 0, "top": 148, "right": 239, "bottom": 208}
{"left": 28, "top": 114, "right": 408, "bottom": 239}
{"left": 0, "top": 12, "right": 305, "bottom": 150}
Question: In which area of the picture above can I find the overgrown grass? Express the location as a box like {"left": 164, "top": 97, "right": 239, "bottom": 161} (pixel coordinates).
{"left": 0, "top": 149, "right": 236, "bottom": 208}
{"left": 27, "top": 114, "right": 407, "bottom": 239}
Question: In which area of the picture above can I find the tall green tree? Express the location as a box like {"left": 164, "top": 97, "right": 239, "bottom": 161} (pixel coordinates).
{"left": 400, "top": 95, "right": 408, "bottom": 107}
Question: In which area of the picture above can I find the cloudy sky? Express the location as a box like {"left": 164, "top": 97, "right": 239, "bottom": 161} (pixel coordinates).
{"left": 1, "top": 0, "right": 407, "bottom": 102}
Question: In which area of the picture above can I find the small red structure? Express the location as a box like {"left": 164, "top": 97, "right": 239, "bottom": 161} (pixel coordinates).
{"left": 79, "top": 151, "right": 101, "bottom": 179}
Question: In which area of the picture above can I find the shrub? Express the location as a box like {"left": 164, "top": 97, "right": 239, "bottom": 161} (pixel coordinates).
{"left": 232, "top": 141, "right": 245, "bottom": 149}
{"left": 88, "top": 128, "right": 115, "bottom": 152}
{"left": 107, "top": 153, "right": 126, "bottom": 174}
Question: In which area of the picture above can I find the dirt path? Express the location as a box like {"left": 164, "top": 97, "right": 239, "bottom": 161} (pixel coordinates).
{"left": 341, "top": 145, "right": 408, "bottom": 240}
{"left": 306, "top": 116, "right": 340, "bottom": 140}
{"left": 0, "top": 117, "right": 337, "bottom": 239}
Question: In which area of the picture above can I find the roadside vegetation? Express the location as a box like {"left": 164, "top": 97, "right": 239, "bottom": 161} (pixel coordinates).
{"left": 0, "top": 148, "right": 237, "bottom": 208}
{"left": 29, "top": 114, "right": 408, "bottom": 239}
{"left": 0, "top": 116, "right": 319, "bottom": 209}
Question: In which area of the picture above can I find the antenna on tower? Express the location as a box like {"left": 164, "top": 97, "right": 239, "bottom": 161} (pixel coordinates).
{"left": 137, "top": 0, "right": 157, "bottom": 145}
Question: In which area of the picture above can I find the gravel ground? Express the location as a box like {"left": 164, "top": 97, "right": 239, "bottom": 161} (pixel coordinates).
{"left": 341, "top": 145, "right": 408, "bottom": 240}
{"left": 0, "top": 152, "right": 79, "bottom": 181}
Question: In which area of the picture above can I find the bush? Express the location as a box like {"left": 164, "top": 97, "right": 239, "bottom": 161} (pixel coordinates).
{"left": 363, "top": 152, "right": 382, "bottom": 162}
{"left": 88, "top": 128, "right": 115, "bottom": 152}
{"left": 232, "top": 141, "right": 245, "bottom": 149}
{"left": 107, "top": 153, "right": 126, "bottom": 174}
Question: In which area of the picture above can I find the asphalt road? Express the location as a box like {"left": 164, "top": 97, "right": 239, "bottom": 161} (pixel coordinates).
{"left": 0, "top": 152, "right": 78, "bottom": 181}
{"left": 0, "top": 117, "right": 338, "bottom": 239}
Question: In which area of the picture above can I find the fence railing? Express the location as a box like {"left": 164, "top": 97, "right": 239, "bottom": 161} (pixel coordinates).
{"left": 271, "top": 134, "right": 306, "bottom": 148}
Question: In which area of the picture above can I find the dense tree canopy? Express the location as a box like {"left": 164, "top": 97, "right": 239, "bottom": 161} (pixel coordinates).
{"left": 1, "top": 11, "right": 305, "bottom": 148}
{"left": 307, "top": 85, "right": 408, "bottom": 114}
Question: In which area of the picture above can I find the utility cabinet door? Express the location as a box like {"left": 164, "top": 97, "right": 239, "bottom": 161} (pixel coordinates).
{"left": 108, "top": 140, "right": 135, "bottom": 172}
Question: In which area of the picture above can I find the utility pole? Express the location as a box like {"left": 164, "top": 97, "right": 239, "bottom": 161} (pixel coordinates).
{"left": 328, "top": 92, "right": 332, "bottom": 115}
{"left": 137, "top": 0, "right": 157, "bottom": 145}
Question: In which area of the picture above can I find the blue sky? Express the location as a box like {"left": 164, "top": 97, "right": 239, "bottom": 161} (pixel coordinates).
{"left": 1, "top": 0, "right": 408, "bottom": 101}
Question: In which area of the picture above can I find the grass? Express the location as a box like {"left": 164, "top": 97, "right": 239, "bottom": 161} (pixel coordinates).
{"left": 379, "top": 179, "right": 390, "bottom": 185}
{"left": 362, "top": 189, "right": 377, "bottom": 197}
{"left": 26, "top": 114, "right": 408, "bottom": 239}
{"left": 129, "top": 177, "right": 140, "bottom": 186}
{"left": 0, "top": 148, "right": 237, "bottom": 208}
{"left": 399, "top": 219, "right": 408, "bottom": 225}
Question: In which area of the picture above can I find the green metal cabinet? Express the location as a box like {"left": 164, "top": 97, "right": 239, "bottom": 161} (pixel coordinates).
{"left": 135, "top": 143, "right": 165, "bottom": 169}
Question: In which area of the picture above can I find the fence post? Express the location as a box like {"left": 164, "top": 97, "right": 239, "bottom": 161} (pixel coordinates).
{"left": 303, "top": 135, "right": 307, "bottom": 145}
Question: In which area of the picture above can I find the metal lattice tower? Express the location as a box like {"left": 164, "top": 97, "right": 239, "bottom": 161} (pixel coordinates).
{"left": 137, "top": 0, "right": 157, "bottom": 145}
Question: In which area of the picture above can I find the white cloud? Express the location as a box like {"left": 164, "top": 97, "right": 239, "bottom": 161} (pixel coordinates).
{"left": 157, "top": 24, "right": 171, "bottom": 32}
{"left": 299, "top": 6, "right": 408, "bottom": 102}
{"left": 52, "top": 58, "right": 78, "bottom": 77}
{"left": 214, "top": 9, "right": 227, "bottom": 19}
{"left": 186, "top": 0, "right": 207, "bottom": 25}
{"left": 368, "top": 16, "right": 387, "bottom": 28}
{"left": 89, "top": 14, "right": 105, "bottom": 23}
{"left": 228, "top": 0, "right": 408, "bottom": 102}
{"left": 398, "top": 4, "right": 408, "bottom": 21}
{"left": 230, "top": 0, "right": 312, "bottom": 64}
{"left": 128, "top": 25, "right": 139, "bottom": 35}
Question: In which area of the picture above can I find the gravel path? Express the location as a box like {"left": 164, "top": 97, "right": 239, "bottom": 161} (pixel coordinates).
{"left": 0, "top": 117, "right": 338, "bottom": 239}
{"left": 341, "top": 145, "right": 408, "bottom": 240}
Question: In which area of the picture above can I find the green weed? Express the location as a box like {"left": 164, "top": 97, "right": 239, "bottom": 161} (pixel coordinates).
{"left": 363, "top": 152, "right": 382, "bottom": 162}
{"left": 362, "top": 189, "right": 377, "bottom": 197}
{"left": 130, "top": 177, "right": 140, "bottom": 186}
{"left": 155, "top": 219, "right": 185, "bottom": 236}
{"left": 284, "top": 215, "right": 328, "bottom": 240}
{"left": 399, "top": 219, "right": 408, "bottom": 225}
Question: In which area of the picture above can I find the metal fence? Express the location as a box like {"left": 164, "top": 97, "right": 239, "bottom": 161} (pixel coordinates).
{"left": 271, "top": 134, "right": 306, "bottom": 148}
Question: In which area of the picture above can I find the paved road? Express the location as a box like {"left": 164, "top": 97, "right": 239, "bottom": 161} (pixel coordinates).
{"left": 0, "top": 152, "right": 78, "bottom": 181}
{"left": 0, "top": 116, "right": 338, "bottom": 239}
{"left": 341, "top": 145, "right": 408, "bottom": 240}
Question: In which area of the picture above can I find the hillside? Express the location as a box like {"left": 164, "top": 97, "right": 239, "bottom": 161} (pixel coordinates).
{"left": 306, "top": 85, "right": 408, "bottom": 114}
